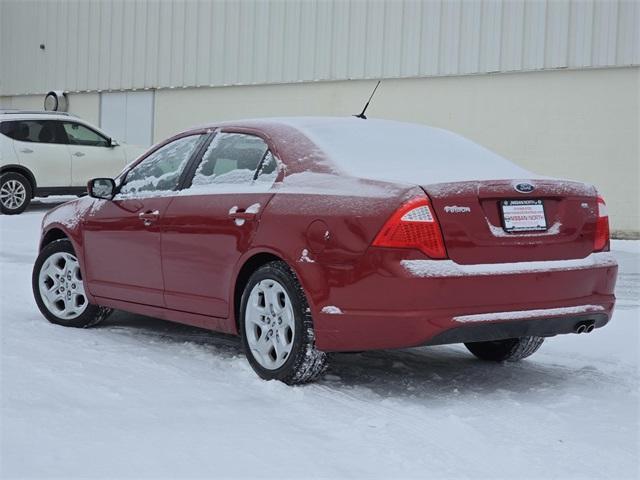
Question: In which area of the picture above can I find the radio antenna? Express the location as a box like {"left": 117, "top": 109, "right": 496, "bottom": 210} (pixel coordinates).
{"left": 354, "top": 81, "right": 381, "bottom": 120}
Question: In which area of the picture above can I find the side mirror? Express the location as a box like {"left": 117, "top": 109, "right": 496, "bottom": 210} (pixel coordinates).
{"left": 87, "top": 178, "right": 116, "bottom": 200}
{"left": 109, "top": 138, "right": 119, "bottom": 148}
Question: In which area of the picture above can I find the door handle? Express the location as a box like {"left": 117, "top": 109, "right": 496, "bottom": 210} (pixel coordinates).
{"left": 73, "top": 151, "right": 85, "bottom": 157}
{"left": 229, "top": 210, "right": 257, "bottom": 221}
{"left": 20, "top": 148, "right": 33, "bottom": 154}
{"left": 229, "top": 206, "right": 259, "bottom": 225}
{"left": 138, "top": 210, "right": 160, "bottom": 226}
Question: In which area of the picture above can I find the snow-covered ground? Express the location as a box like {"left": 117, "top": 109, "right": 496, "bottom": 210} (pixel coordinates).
{"left": 1, "top": 202, "right": 638, "bottom": 479}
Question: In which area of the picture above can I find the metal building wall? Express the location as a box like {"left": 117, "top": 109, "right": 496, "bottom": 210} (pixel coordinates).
{"left": 1, "top": 0, "right": 639, "bottom": 95}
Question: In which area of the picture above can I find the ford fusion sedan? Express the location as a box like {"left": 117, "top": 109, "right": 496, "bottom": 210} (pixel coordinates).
{"left": 32, "top": 118, "right": 617, "bottom": 384}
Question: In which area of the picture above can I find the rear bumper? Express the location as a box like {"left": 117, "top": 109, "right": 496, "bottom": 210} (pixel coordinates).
{"left": 312, "top": 251, "right": 618, "bottom": 352}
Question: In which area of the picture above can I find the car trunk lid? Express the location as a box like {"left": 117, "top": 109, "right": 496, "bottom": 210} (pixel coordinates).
{"left": 423, "top": 179, "right": 599, "bottom": 264}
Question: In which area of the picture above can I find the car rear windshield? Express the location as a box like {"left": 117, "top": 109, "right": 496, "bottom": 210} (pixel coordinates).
{"left": 288, "top": 118, "right": 537, "bottom": 185}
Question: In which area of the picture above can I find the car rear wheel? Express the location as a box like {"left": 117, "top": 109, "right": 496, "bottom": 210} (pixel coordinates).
{"left": 32, "top": 239, "right": 112, "bottom": 328}
{"left": 465, "top": 337, "right": 544, "bottom": 362}
{"left": 0, "top": 172, "right": 31, "bottom": 215}
{"left": 240, "top": 261, "right": 328, "bottom": 384}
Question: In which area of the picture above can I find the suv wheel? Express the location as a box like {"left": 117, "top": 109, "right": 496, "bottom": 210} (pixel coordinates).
{"left": 240, "top": 261, "right": 328, "bottom": 384}
{"left": 32, "top": 239, "right": 112, "bottom": 328}
{"left": 0, "top": 172, "right": 31, "bottom": 215}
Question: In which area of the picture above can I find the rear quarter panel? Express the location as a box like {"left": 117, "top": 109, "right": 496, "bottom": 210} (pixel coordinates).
{"left": 252, "top": 172, "right": 420, "bottom": 318}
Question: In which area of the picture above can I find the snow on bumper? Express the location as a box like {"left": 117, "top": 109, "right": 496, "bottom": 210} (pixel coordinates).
{"left": 401, "top": 252, "right": 617, "bottom": 278}
{"left": 452, "top": 304, "right": 605, "bottom": 323}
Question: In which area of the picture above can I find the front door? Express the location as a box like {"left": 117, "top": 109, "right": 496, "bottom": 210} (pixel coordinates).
{"left": 82, "top": 133, "right": 204, "bottom": 306}
{"left": 161, "top": 132, "right": 279, "bottom": 318}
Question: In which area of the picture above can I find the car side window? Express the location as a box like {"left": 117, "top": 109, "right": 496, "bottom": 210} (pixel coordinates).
{"left": 0, "top": 120, "right": 62, "bottom": 144}
{"left": 62, "top": 122, "right": 109, "bottom": 147}
{"left": 118, "top": 134, "right": 202, "bottom": 197}
{"left": 191, "top": 133, "right": 276, "bottom": 188}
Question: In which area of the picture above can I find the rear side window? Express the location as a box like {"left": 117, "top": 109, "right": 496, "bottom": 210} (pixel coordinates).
{"left": 62, "top": 122, "right": 109, "bottom": 147}
{"left": 191, "top": 133, "right": 275, "bottom": 188}
{"left": 0, "top": 120, "right": 62, "bottom": 144}
{"left": 118, "top": 134, "right": 202, "bottom": 197}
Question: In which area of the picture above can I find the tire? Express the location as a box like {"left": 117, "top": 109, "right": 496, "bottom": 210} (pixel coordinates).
{"left": 465, "top": 337, "right": 544, "bottom": 362}
{"left": 240, "top": 261, "right": 328, "bottom": 384}
{"left": 0, "top": 172, "right": 32, "bottom": 215}
{"left": 32, "top": 239, "right": 112, "bottom": 328}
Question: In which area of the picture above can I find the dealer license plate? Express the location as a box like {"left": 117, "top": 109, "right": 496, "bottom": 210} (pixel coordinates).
{"left": 501, "top": 199, "right": 547, "bottom": 232}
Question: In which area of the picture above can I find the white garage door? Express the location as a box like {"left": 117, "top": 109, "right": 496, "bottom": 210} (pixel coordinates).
{"left": 100, "top": 91, "right": 154, "bottom": 147}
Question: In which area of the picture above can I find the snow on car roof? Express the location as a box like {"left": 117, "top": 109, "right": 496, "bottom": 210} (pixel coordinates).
{"left": 271, "top": 117, "right": 539, "bottom": 185}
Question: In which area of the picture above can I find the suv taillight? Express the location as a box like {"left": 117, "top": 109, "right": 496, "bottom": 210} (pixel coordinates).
{"left": 372, "top": 197, "right": 448, "bottom": 259}
{"left": 594, "top": 195, "right": 610, "bottom": 251}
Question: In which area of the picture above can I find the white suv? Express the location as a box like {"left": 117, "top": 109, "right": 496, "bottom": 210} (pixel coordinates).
{"left": 0, "top": 111, "right": 145, "bottom": 214}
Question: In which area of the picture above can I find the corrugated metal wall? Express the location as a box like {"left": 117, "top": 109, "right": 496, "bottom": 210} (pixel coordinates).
{"left": 1, "top": 0, "right": 638, "bottom": 95}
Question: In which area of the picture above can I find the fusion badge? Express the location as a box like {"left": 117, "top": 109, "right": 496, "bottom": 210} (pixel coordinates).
{"left": 444, "top": 205, "right": 471, "bottom": 213}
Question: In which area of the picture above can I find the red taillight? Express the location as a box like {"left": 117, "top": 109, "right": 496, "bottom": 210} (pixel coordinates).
{"left": 594, "top": 195, "right": 610, "bottom": 251}
{"left": 372, "top": 197, "right": 448, "bottom": 259}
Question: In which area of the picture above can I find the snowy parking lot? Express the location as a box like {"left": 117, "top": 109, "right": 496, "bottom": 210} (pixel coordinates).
{"left": 1, "top": 200, "right": 638, "bottom": 479}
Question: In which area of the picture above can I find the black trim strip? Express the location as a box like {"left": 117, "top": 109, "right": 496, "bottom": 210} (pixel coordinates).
{"left": 253, "top": 149, "right": 271, "bottom": 181}
{"left": 423, "top": 313, "right": 610, "bottom": 346}
{"left": 178, "top": 129, "right": 218, "bottom": 191}
{"left": 35, "top": 186, "right": 87, "bottom": 197}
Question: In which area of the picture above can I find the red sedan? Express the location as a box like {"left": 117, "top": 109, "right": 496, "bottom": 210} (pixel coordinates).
{"left": 32, "top": 118, "right": 618, "bottom": 384}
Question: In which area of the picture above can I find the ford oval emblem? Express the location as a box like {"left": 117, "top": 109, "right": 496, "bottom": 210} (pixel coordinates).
{"left": 514, "top": 182, "right": 535, "bottom": 194}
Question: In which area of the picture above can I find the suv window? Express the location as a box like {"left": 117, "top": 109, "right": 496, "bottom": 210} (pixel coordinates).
{"left": 0, "top": 120, "right": 62, "bottom": 144}
{"left": 62, "top": 122, "right": 110, "bottom": 147}
{"left": 118, "top": 134, "right": 203, "bottom": 197}
{"left": 191, "top": 133, "right": 275, "bottom": 188}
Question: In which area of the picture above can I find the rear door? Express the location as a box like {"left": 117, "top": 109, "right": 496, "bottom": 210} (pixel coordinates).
{"left": 61, "top": 121, "right": 127, "bottom": 186}
{"left": 82, "top": 133, "right": 204, "bottom": 306}
{"left": 161, "top": 131, "right": 279, "bottom": 317}
{"left": 1, "top": 119, "right": 71, "bottom": 187}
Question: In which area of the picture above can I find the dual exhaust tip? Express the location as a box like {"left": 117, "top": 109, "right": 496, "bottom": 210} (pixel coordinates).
{"left": 574, "top": 320, "right": 596, "bottom": 334}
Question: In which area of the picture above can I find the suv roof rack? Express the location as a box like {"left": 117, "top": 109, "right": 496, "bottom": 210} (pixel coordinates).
{"left": 0, "top": 110, "right": 75, "bottom": 116}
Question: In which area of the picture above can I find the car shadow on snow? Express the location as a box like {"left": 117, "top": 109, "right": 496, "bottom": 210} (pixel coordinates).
{"left": 324, "top": 347, "right": 607, "bottom": 400}
{"left": 98, "top": 310, "right": 618, "bottom": 401}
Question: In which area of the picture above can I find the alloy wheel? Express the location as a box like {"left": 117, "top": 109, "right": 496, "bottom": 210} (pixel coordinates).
{"left": 0, "top": 179, "right": 27, "bottom": 210}
{"left": 245, "top": 279, "right": 296, "bottom": 370}
{"left": 38, "top": 252, "right": 88, "bottom": 320}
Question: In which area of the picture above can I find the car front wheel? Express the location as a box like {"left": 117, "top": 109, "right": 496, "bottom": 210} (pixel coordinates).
{"left": 32, "top": 239, "right": 112, "bottom": 328}
{"left": 240, "top": 261, "right": 328, "bottom": 384}
{"left": 0, "top": 172, "right": 31, "bottom": 215}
